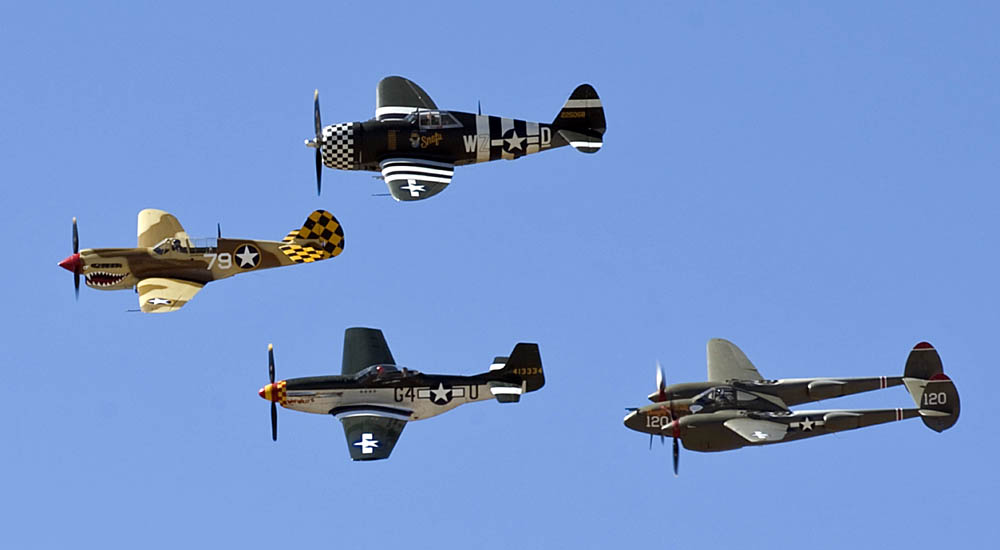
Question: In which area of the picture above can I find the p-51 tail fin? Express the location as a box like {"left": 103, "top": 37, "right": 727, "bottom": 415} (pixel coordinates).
{"left": 553, "top": 84, "right": 605, "bottom": 153}
{"left": 902, "top": 342, "right": 960, "bottom": 432}
{"left": 487, "top": 343, "right": 545, "bottom": 403}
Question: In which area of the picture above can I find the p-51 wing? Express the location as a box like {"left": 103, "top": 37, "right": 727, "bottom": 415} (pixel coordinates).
{"left": 137, "top": 278, "right": 203, "bottom": 313}
{"left": 339, "top": 412, "right": 409, "bottom": 461}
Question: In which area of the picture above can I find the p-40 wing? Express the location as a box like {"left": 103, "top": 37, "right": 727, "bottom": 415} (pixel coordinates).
{"left": 338, "top": 409, "right": 409, "bottom": 461}
{"left": 379, "top": 158, "right": 453, "bottom": 201}
{"left": 137, "top": 278, "right": 203, "bottom": 313}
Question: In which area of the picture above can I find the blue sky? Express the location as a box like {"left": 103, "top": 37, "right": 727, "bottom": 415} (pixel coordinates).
{"left": 2, "top": 2, "right": 997, "bottom": 547}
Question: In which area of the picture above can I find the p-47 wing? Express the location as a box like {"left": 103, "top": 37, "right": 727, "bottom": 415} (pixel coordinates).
{"left": 137, "top": 278, "right": 203, "bottom": 313}
{"left": 379, "top": 158, "right": 454, "bottom": 201}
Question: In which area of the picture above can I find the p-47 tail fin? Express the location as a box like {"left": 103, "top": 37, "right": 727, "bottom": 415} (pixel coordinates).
{"left": 487, "top": 343, "right": 545, "bottom": 403}
{"left": 278, "top": 210, "right": 345, "bottom": 263}
{"left": 903, "top": 342, "right": 960, "bottom": 432}
{"left": 553, "top": 84, "right": 605, "bottom": 153}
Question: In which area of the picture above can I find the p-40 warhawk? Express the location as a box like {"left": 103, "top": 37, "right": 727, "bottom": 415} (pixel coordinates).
{"left": 57, "top": 209, "right": 344, "bottom": 313}
{"left": 259, "top": 327, "right": 545, "bottom": 460}
{"left": 624, "top": 339, "right": 959, "bottom": 475}
{"left": 304, "top": 76, "right": 606, "bottom": 200}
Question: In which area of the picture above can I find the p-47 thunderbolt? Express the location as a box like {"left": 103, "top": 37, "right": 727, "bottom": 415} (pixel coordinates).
{"left": 624, "top": 339, "right": 960, "bottom": 475}
{"left": 304, "top": 76, "right": 606, "bottom": 200}
{"left": 57, "top": 209, "right": 344, "bottom": 313}
{"left": 258, "top": 327, "right": 545, "bottom": 460}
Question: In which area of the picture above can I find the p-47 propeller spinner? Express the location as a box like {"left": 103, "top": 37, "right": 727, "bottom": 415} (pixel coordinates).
{"left": 57, "top": 209, "right": 344, "bottom": 313}
{"left": 306, "top": 76, "right": 606, "bottom": 200}
{"left": 259, "top": 327, "right": 545, "bottom": 460}
{"left": 624, "top": 340, "right": 960, "bottom": 476}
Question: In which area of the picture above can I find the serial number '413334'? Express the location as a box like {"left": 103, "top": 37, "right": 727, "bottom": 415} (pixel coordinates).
{"left": 510, "top": 367, "right": 541, "bottom": 376}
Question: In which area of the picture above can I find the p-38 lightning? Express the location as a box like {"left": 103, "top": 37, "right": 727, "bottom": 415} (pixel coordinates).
{"left": 305, "top": 76, "right": 606, "bottom": 200}
{"left": 624, "top": 339, "right": 959, "bottom": 475}
{"left": 259, "top": 327, "right": 545, "bottom": 460}
{"left": 57, "top": 209, "right": 344, "bottom": 313}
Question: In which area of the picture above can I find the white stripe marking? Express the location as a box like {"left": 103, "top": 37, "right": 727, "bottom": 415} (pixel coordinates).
{"left": 376, "top": 106, "right": 420, "bottom": 118}
{"left": 380, "top": 157, "right": 455, "bottom": 169}
{"left": 334, "top": 410, "right": 412, "bottom": 422}
{"left": 563, "top": 99, "right": 602, "bottom": 109}
{"left": 384, "top": 174, "right": 452, "bottom": 184}
{"left": 381, "top": 165, "right": 454, "bottom": 177}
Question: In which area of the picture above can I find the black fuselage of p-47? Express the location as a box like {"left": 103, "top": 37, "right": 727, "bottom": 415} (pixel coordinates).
{"left": 306, "top": 76, "right": 605, "bottom": 201}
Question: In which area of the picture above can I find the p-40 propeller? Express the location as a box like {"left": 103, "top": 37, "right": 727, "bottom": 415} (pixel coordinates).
{"left": 57, "top": 217, "right": 83, "bottom": 298}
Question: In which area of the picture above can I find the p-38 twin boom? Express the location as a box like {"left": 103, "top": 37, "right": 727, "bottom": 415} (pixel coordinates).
{"left": 624, "top": 339, "right": 959, "bottom": 475}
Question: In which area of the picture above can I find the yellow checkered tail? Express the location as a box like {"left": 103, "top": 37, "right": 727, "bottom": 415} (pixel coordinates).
{"left": 279, "top": 210, "right": 345, "bottom": 263}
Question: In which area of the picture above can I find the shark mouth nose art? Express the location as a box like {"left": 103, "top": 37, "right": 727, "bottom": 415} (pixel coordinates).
{"left": 86, "top": 271, "right": 127, "bottom": 287}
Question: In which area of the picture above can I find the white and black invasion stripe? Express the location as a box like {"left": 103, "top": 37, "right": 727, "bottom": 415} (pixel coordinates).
{"left": 379, "top": 158, "right": 454, "bottom": 187}
{"left": 321, "top": 123, "right": 356, "bottom": 170}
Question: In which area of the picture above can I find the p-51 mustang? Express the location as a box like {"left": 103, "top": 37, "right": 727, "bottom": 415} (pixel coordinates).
{"left": 305, "top": 76, "right": 606, "bottom": 200}
{"left": 259, "top": 327, "right": 545, "bottom": 460}
{"left": 57, "top": 209, "right": 344, "bottom": 313}
{"left": 624, "top": 339, "right": 960, "bottom": 475}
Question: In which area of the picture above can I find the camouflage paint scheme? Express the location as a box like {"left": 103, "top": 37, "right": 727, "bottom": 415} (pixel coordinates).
{"left": 624, "top": 340, "right": 959, "bottom": 455}
{"left": 58, "top": 209, "right": 344, "bottom": 312}
{"left": 259, "top": 328, "right": 545, "bottom": 461}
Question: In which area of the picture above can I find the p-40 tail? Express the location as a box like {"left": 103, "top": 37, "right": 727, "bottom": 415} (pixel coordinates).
{"left": 486, "top": 343, "right": 545, "bottom": 403}
{"left": 903, "top": 342, "right": 960, "bottom": 432}
{"left": 553, "top": 84, "right": 605, "bottom": 153}
{"left": 278, "top": 210, "right": 345, "bottom": 263}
